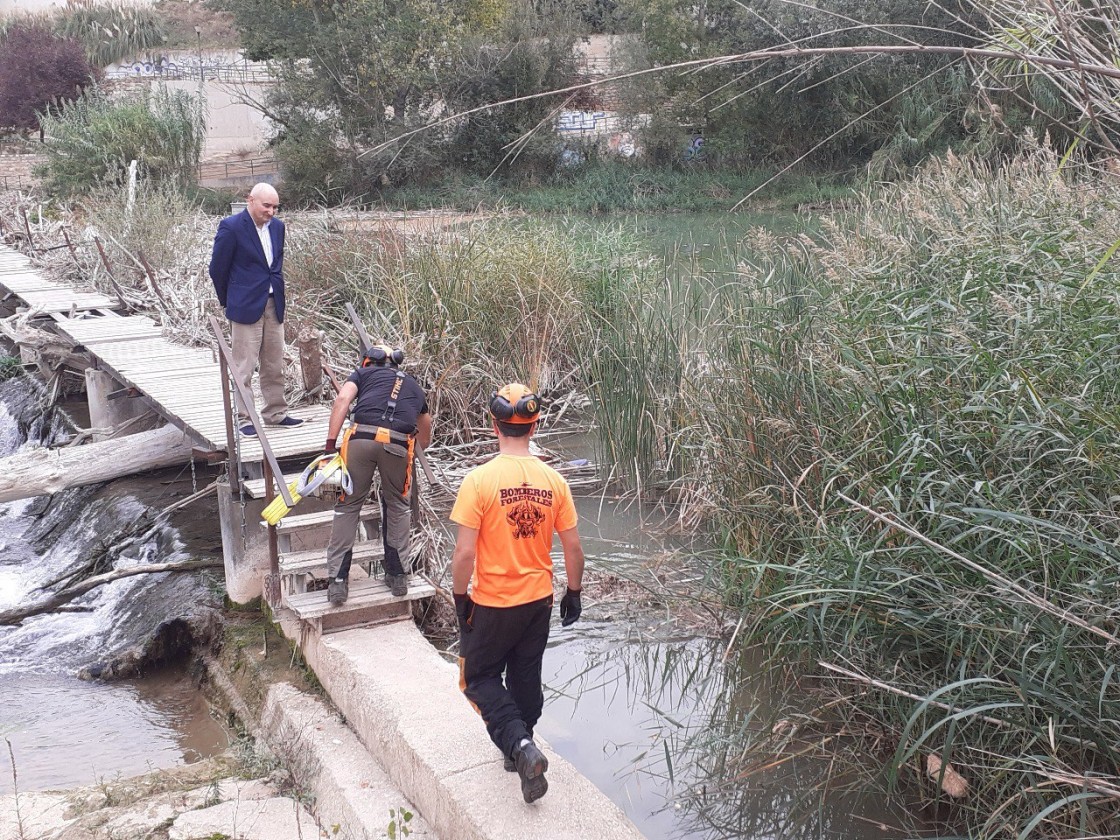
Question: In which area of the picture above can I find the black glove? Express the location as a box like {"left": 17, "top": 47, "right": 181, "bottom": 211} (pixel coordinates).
{"left": 559, "top": 587, "right": 582, "bottom": 627}
{"left": 454, "top": 592, "right": 473, "bottom": 635}
{"left": 324, "top": 436, "right": 338, "bottom": 455}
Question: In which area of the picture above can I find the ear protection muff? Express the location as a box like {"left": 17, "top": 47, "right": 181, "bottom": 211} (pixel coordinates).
{"left": 362, "top": 344, "right": 404, "bottom": 367}
{"left": 490, "top": 384, "right": 541, "bottom": 423}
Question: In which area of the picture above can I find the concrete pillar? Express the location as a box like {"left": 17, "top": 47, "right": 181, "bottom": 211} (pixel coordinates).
{"left": 85, "top": 368, "right": 151, "bottom": 441}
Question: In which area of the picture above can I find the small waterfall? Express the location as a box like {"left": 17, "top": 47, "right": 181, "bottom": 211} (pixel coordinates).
{"left": 0, "top": 374, "right": 228, "bottom": 793}
{"left": 0, "top": 375, "right": 220, "bottom": 675}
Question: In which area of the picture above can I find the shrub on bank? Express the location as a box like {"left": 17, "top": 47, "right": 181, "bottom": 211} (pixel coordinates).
{"left": 589, "top": 145, "right": 1120, "bottom": 837}
{"left": 37, "top": 85, "right": 205, "bottom": 198}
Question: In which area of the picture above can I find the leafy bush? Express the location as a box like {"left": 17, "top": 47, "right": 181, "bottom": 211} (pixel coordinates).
{"left": 0, "top": 24, "right": 96, "bottom": 135}
{"left": 37, "top": 85, "right": 205, "bottom": 198}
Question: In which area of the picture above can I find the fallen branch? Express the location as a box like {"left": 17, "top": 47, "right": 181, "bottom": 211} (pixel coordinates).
{"left": 0, "top": 558, "right": 222, "bottom": 626}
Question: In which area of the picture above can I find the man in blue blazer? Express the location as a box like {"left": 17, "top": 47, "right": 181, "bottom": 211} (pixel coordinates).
{"left": 209, "top": 182, "right": 302, "bottom": 435}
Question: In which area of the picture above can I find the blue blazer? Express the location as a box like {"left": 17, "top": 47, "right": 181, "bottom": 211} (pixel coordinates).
{"left": 209, "top": 209, "right": 286, "bottom": 325}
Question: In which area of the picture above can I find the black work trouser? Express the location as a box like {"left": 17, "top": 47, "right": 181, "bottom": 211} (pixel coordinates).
{"left": 458, "top": 595, "right": 553, "bottom": 760}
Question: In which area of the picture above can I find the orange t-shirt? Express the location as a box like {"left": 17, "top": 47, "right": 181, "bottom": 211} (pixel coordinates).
{"left": 450, "top": 453, "right": 578, "bottom": 607}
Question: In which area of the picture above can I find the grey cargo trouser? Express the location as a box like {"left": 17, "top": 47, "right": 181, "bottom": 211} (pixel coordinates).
{"left": 325, "top": 436, "right": 413, "bottom": 580}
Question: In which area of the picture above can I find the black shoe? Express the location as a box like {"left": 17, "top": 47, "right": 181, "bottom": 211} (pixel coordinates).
{"left": 271, "top": 416, "right": 304, "bottom": 427}
{"left": 327, "top": 577, "right": 348, "bottom": 606}
{"left": 388, "top": 574, "right": 408, "bottom": 597}
{"left": 503, "top": 756, "right": 516, "bottom": 772}
{"left": 239, "top": 424, "right": 256, "bottom": 436}
{"left": 514, "top": 741, "right": 549, "bottom": 803}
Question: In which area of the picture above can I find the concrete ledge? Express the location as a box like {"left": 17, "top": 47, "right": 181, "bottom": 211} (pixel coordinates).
{"left": 283, "top": 619, "right": 646, "bottom": 840}
{"left": 262, "top": 682, "right": 436, "bottom": 839}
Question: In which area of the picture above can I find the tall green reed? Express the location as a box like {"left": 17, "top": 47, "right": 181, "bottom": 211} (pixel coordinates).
{"left": 53, "top": 1, "right": 165, "bottom": 66}
{"left": 589, "top": 145, "right": 1120, "bottom": 836}
{"left": 282, "top": 218, "right": 641, "bottom": 442}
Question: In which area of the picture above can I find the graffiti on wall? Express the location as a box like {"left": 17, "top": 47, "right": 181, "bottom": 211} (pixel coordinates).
{"left": 557, "top": 111, "right": 610, "bottom": 134}
{"left": 684, "top": 135, "right": 705, "bottom": 162}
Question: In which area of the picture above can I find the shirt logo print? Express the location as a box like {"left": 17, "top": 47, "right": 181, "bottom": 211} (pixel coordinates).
{"left": 506, "top": 500, "right": 546, "bottom": 540}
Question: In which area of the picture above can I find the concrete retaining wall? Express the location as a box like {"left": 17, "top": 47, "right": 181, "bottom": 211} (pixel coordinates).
{"left": 282, "top": 617, "right": 647, "bottom": 840}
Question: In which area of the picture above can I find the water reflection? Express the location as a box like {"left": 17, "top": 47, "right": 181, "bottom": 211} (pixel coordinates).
{"left": 542, "top": 496, "right": 918, "bottom": 839}
{"left": 0, "top": 671, "right": 227, "bottom": 793}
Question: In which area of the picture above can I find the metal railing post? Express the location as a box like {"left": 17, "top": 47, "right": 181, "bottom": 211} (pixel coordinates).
{"left": 215, "top": 334, "right": 240, "bottom": 493}
{"left": 207, "top": 315, "right": 295, "bottom": 508}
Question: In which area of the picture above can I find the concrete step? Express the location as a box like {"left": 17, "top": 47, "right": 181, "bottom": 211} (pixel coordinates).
{"left": 285, "top": 575, "right": 435, "bottom": 633}
{"left": 262, "top": 505, "right": 379, "bottom": 534}
{"left": 279, "top": 541, "right": 383, "bottom": 578}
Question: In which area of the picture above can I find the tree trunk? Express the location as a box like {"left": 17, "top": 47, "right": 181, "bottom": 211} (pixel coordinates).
{"left": 296, "top": 327, "right": 323, "bottom": 394}
{"left": 0, "top": 558, "right": 222, "bottom": 626}
{"left": 0, "top": 424, "right": 197, "bottom": 503}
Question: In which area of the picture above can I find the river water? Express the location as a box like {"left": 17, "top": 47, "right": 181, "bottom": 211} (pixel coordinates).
{"left": 0, "top": 379, "right": 228, "bottom": 795}
{"left": 0, "top": 362, "right": 916, "bottom": 836}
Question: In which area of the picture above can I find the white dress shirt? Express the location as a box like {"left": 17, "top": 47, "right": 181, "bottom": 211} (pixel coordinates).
{"left": 256, "top": 220, "right": 274, "bottom": 293}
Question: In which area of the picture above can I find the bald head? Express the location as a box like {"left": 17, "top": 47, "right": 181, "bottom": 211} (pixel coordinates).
{"left": 247, "top": 183, "right": 279, "bottom": 226}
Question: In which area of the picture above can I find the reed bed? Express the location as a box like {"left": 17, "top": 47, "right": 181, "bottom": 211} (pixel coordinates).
{"left": 0, "top": 1, "right": 165, "bottom": 67}
{"left": 590, "top": 144, "right": 1120, "bottom": 836}
{"left": 2, "top": 188, "right": 635, "bottom": 446}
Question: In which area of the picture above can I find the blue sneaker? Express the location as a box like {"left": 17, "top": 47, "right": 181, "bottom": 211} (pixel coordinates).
{"left": 271, "top": 416, "right": 304, "bottom": 427}
{"left": 239, "top": 424, "right": 256, "bottom": 436}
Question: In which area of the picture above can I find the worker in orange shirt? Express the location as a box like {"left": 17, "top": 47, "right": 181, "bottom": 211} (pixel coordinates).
{"left": 450, "top": 382, "right": 585, "bottom": 804}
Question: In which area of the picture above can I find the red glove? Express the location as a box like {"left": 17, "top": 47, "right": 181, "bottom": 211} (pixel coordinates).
{"left": 324, "top": 436, "right": 338, "bottom": 454}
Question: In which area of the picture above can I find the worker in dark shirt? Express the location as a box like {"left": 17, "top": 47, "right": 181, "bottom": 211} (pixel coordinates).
{"left": 322, "top": 344, "right": 432, "bottom": 604}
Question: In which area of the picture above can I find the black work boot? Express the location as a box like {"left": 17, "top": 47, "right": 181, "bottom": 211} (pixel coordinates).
{"left": 388, "top": 573, "right": 408, "bottom": 597}
{"left": 514, "top": 740, "right": 549, "bottom": 803}
{"left": 327, "top": 576, "right": 349, "bottom": 606}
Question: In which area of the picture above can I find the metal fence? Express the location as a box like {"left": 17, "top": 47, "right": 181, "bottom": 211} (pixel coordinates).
{"left": 197, "top": 156, "right": 278, "bottom": 182}
{"left": 106, "top": 61, "right": 274, "bottom": 85}
{"left": 0, "top": 174, "right": 34, "bottom": 193}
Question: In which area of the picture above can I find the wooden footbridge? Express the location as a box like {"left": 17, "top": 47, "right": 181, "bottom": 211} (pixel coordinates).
{"left": 0, "top": 243, "right": 434, "bottom": 631}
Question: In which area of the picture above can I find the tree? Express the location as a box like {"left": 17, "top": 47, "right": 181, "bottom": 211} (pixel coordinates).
{"left": 613, "top": 0, "right": 1059, "bottom": 171}
{"left": 0, "top": 24, "right": 96, "bottom": 137}
{"left": 219, "top": 0, "right": 586, "bottom": 198}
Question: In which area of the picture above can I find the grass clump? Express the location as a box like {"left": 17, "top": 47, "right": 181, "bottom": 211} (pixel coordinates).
{"left": 379, "top": 164, "right": 852, "bottom": 214}
{"left": 37, "top": 85, "right": 204, "bottom": 199}
{"left": 281, "top": 218, "right": 642, "bottom": 440}
{"left": 0, "top": 355, "right": 22, "bottom": 382}
{"left": 589, "top": 144, "right": 1120, "bottom": 837}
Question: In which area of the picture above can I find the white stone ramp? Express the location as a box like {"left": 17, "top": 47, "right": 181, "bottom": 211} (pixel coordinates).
{"left": 263, "top": 683, "right": 437, "bottom": 839}
{"left": 168, "top": 796, "right": 319, "bottom": 840}
{"left": 284, "top": 619, "right": 647, "bottom": 840}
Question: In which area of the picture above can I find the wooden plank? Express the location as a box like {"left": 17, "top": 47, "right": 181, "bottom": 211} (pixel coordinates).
{"left": 264, "top": 505, "right": 379, "bottom": 533}
{"left": 0, "top": 275, "right": 60, "bottom": 292}
{"left": 103, "top": 370, "right": 219, "bottom": 388}
{"left": 97, "top": 355, "right": 216, "bottom": 372}
{"left": 55, "top": 316, "right": 160, "bottom": 342}
{"left": 93, "top": 341, "right": 213, "bottom": 360}
{"left": 284, "top": 574, "right": 433, "bottom": 621}
{"left": 17, "top": 291, "right": 118, "bottom": 311}
{"left": 243, "top": 472, "right": 302, "bottom": 498}
{"left": 279, "top": 541, "right": 383, "bottom": 577}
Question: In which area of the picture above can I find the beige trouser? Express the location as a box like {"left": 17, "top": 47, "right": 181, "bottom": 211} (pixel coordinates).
{"left": 230, "top": 298, "right": 286, "bottom": 424}
{"left": 325, "top": 437, "right": 412, "bottom": 580}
